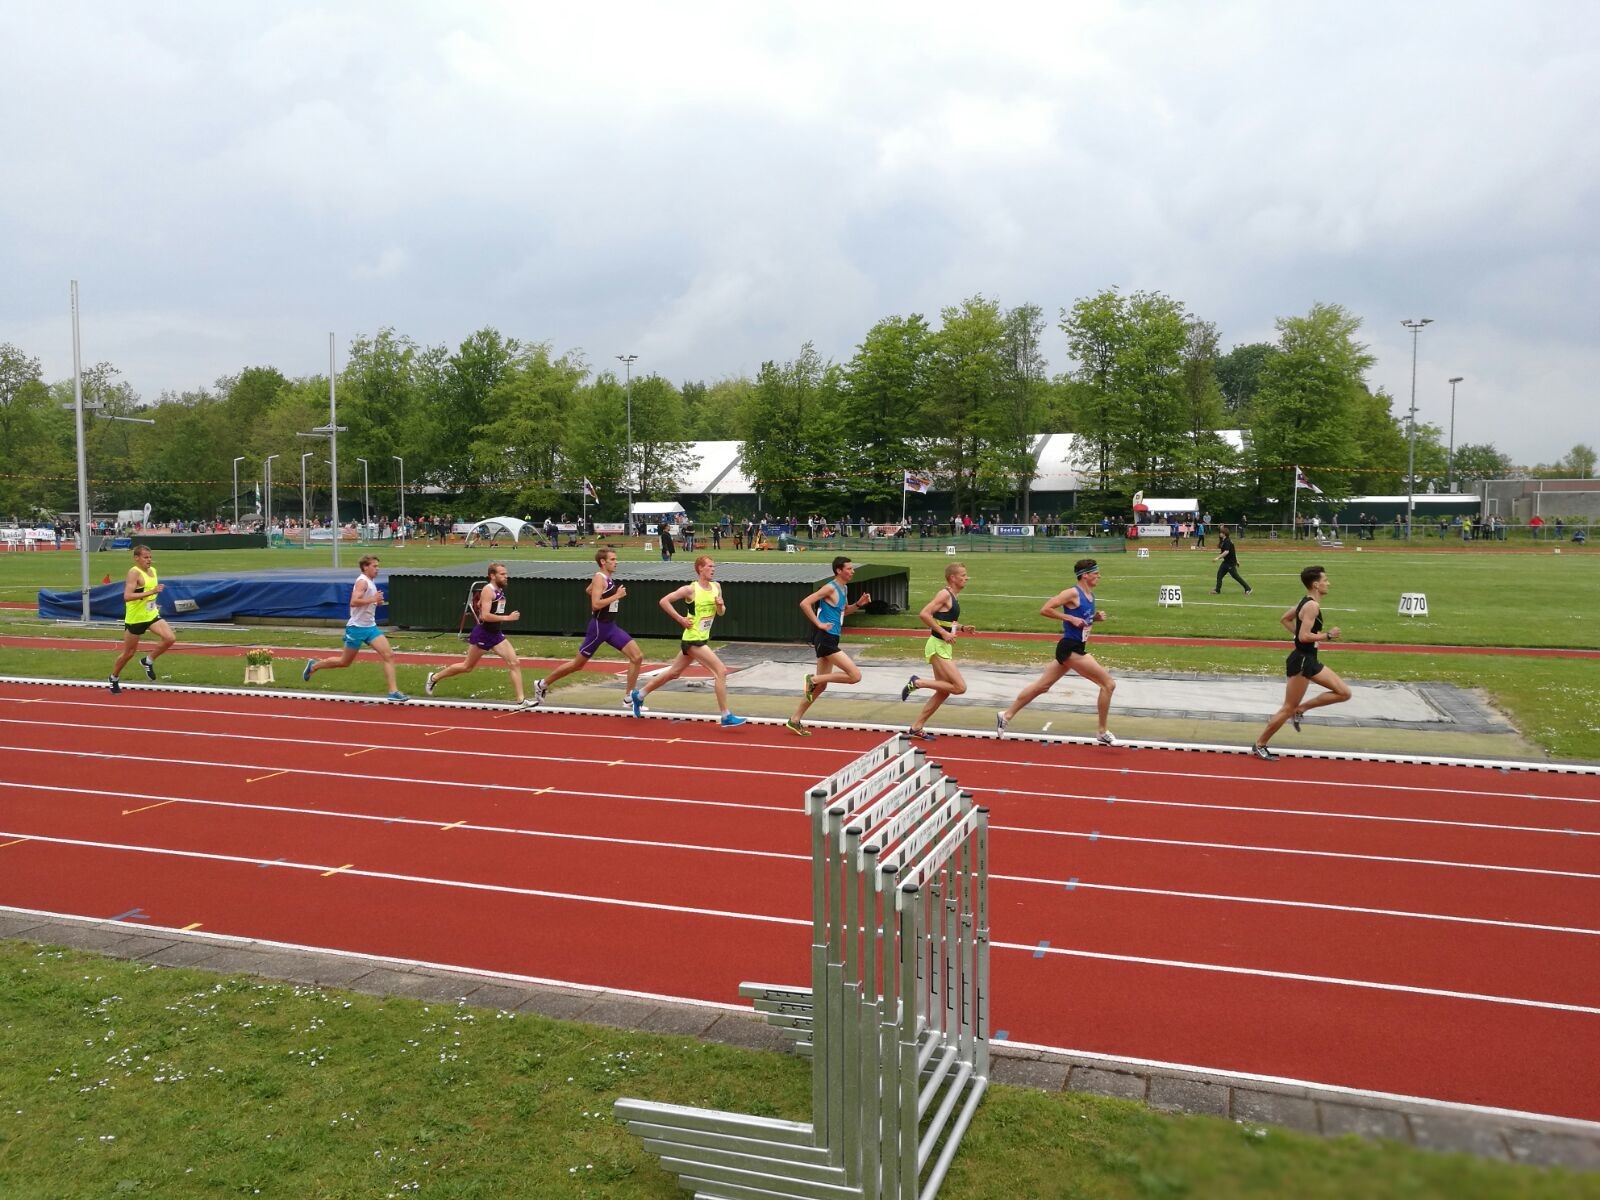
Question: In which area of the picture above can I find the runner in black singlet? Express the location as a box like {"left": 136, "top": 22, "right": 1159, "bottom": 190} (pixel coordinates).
{"left": 1252, "top": 565, "right": 1352, "bottom": 760}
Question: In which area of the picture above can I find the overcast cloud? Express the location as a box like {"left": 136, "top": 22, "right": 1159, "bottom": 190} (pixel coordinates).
{"left": 2, "top": 0, "right": 1596, "bottom": 464}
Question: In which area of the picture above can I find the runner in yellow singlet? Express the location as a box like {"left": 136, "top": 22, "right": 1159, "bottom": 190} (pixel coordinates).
{"left": 629, "top": 555, "right": 747, "bottom": 727}
{"left": 109, "top": 544, "right": 178, "bottom": 694}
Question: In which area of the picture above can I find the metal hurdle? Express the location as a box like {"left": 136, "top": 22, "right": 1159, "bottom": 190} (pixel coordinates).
{"left": 615, "top": 735, "right": 991, "bottom": 1200}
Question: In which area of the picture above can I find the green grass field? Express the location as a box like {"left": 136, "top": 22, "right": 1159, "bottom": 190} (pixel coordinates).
{"left": 5, "top": 540, "right": 1595, "bottom": 646}
{"left": 4, "top": 943, "right": 1595, "bottom": 1200}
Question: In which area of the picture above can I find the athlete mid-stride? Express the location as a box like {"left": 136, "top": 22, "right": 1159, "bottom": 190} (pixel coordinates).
{"left": 996, "top": 558, "right": 1118, "bottom": 744}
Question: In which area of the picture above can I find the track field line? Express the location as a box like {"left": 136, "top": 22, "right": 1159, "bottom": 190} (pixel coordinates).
{"left": 4, "top": 827, "right": 1597, "bottom": 1017}
{"left": 8, "top": 777, "right": 1596, "bottom": 939}
{"left": 4, "top": 744, "right": 1590, "bottom": 880}
{"left": 7, "top": 690, "right": 1593, "bottom": 803}
{"left": 969, "top": 785, "right": 1600, "bottom": 838}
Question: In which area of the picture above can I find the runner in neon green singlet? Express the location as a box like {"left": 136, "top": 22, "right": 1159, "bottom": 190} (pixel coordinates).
{"left": 109, "top": 544, "right": 177, "bottom": 693}
{"left": 629, "top": 555, "right": 747, "bottom": 727}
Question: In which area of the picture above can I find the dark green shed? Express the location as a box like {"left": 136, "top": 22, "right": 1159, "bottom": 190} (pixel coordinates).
{"left": 385, "top": 559, "right": 910, "bottom": 642}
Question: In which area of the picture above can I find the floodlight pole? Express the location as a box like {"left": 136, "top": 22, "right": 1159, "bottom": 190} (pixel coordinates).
{"left": 264, "top": 454, "right": 279, "bottom": 543}
{"left": 355, "top": 457, "right": 370, "bottom": 531}
{"left": 1446, "top": 376, "right": 1464, "bottom": 490}
{"left": 232, "top": 456, "right": 245, "bottom": 529}
{"left": 393, "top": 456, "right": 405, "bottom": 543}
{"left": 1401, "top": 318, "right": 1433, "bottom": 539}
{"left": 328, "top": 334, "right": 341, "bottom": 569}
{"left": 300, "top": 452, "right": 313, "bottom": 548}
{"left": 616, "top": 353, "right": 638, "bottom": 531}
{"left": 69, "top": 281, "right": 92, "bottom": 622}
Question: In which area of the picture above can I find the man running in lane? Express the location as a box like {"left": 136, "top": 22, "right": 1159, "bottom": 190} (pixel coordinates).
{"left": 629, "top": 555, "right": 747, "bottom": 727}
{"left": 109, "top": 544, "right": 178, "bottom": 693}
{"left": 996, "top": 558, "right": 1118, "bottom": 744}
{"left": 534, "top": 547, "right": 645, "bottom": 707}
{"left": 1212, "top": 524, "right": 1253, "bottom": 595}
{"left": 302, "top": 554, "right": 408, "bottom": 701}
{"left": 899, "top": 561, "right": 975, "bottom": 741}
{"left": 1252, "top": 564, "right": 1352, "bottom": 761}
{"left": 425, "top": 562, "right": 533, "bottom": 706}
{"left": 785, "top": 556, "right": 872, "bottom": 737}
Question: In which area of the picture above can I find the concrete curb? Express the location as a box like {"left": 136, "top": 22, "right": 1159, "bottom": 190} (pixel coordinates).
{"left": 4, "top": 909, "right": 1596, "bottom": 1172}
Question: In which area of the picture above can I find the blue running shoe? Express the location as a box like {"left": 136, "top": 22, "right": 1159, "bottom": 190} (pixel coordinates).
{"left": 387, "top": 691, "right": 410, "bottom": 703}
{"left": 719, "top": 713, "right": 747, "bottom": 727}
{"left": 629, "top": 688, "right": 643, "bottom": 718}
{"left": 302, "top": 658, "right": 316, "bottom": 682}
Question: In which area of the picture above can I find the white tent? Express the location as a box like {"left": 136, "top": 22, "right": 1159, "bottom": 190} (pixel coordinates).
{"left": 464, "top": 516, "right": 533, "bottom": 544}
{"left": 630, "top": 501, "right": 687, "bottom": 519}
{"left": 1136, "top": 498, "right": 1199, "bottom": 514}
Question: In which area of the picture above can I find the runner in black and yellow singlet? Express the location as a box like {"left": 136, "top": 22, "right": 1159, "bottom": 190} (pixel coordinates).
{"left": 1252, "top": 564, "right": 1352, "bottom": 760}
{"left": 109, "top": 544, "right": 178, "bottom": 694}
{"left": 629, "top": 555, "right": 747, "bottom": 727}
{"left": 899, "top": 561, "right": 976, "bottom": 741}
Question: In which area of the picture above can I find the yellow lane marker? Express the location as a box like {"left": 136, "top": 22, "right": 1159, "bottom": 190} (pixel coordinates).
{"left": 343, "top": 746, "right": 376, "bottom": 758}
{"left": 122, "top": 799, "right": 177, "bottom": 816}
{"left": 424, "top": 728, "right": 451, "bottom": 738}
{"left": 668, "top": 738, "right": 681, "bottom": 744}
{"left": 0, "top": 837, "right": 29, "bottom": 850}
{"left": 608, "top": 759, "right": 624, "bottom": 766}
{"left": 246, "top": 770, "right": 287, "bottom": 783}
{"left": 321, "top": 863, "right": 354, "bottom": 878}
{"left": 534, "top": 787, "right": 552, "bottom": 795}
{"left": 440, "top": 820, "right": 466, "bottom": 831}
{"left": 181, "top": 922, "right": 203, "bottom": 931}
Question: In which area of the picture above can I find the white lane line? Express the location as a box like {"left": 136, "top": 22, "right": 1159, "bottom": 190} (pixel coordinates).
{"left": 9, "top": 693, "right": 1595, "bottom": 804}
{"left": 0, "top": 718, "right": 812, "bottom": 781}
{"left": 0, "top": 779, "right": 800, "bottom": 861}
{"left": 972, "top": 785, "right": 1600, "bottom": 839}
{"left": 5, "top": 779, "right": 1594, "bottom": 938}
{"left": 4, "top": 828, "right": 1596, "bottom": 1016}
{"left": 0, "top": 693, "right": 865, "bottom": 759}
{"left": 5, "top": 746, "right": 1589, "bottom": 878}
{"left": 1000, "top": 823, "right": 1600, "bottom": 881}
{"left": 936, "top": 751, "right": 1600, "bottom": 805}
{"left": 996, "top": 938, "right": 1600, "bottom": 1017}
{"left": 1000, "top": 871, "right": 1600, "bottom": 938}
{"left": 0, "top": 747, "right": 794, "bottom": 814}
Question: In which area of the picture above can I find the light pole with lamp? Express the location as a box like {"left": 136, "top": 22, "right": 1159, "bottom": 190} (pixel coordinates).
{"left": 232, "top": 456, "right": 245, "bottom": 530}
{"left": 300, "top": 452, "right": 313, "bottom": 548}
{"left": 616, "top": 353, "right": 637, "bottom": 532}
{"left": 1446, "top": 376, "right": 1464, "bottom": 491}
{"left": 1401, "top": 318, "right": 1433, "bottom": 539}
{"left": 263, "top": 454, "right": 280, "bottom": 543}
{"left": 355, "top": 457, "right": 371, "bottom": 533}
{"left": 393, "top": 456, "right": 406, "bottom": 543}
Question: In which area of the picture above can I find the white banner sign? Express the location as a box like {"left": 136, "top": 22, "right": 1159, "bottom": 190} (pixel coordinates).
{"left": 991, "top": 524, "right": 1035, "bottom": 536}
{"left": 593, "top": 522, "right": 625, "bottom": 534}
{"left": 1136, "top": 524, "right": 1174, "bottom": 537}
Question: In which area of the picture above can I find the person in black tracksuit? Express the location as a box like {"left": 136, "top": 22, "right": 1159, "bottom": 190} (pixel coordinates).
{"left": 1212, "top": 526, "right": 1252, "bottom": 595}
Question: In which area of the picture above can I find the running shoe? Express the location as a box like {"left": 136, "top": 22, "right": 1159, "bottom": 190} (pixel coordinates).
{"left": 302, "top": 658, "right": 316, "bottom": 682}
{"left": 995, "top": 712, "right": 1008, "bottom": 737}
{"left": 1252, "top": 743, "right": 1278, "bottom": 761}
{"left": 900, "top": 675, "right": 917, "bottom": 702}
{"left": 1290, "top": 710, "right": 1303, "bottom": 733}
{"left": 1096, "top": 731, "right": 1121, "bottom": 747}
{"left": 425, "top": 671, "right": 437, "bottom": 697}
{"left": 108, "top": 675, "right": 120, "bottom": 695}
{"left": 784, "top": 719, "right": 811, "bottom": 737}
{"left": 803, "top": 673, "right": 815, "bottom": 702}
{"left": 387, "top": 691, "right": 410, "bottom": 703}
{"left": 140, "top": 655, "right": 156, "bottom": 681}
{"left": 719, "top": 713, "right": 747, "bottom": 727}
{"left": 1244, "top": 588, "right": 1253, "bottom": 595}
{"left": 629, "top": 688, "right": 643, "bottom": 718}
{"left": 908, "top": 727, "right": 937, "bottom": 742}
{"left": 519, "top": 697, "right": 538, "bottom": 709}
{"left": 533, "top": 678, "right": 547, "bottom": 706}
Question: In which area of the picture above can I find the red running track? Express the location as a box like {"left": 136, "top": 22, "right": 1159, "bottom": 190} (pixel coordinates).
{"left": 1, "top": 680, "right": 1597, "bottom": 1122}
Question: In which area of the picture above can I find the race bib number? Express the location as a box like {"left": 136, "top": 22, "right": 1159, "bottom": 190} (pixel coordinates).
{"left": 697, "top": 616, "right": 714, "bottom": 631}
{"left": 608, "top": 599, "right": 619, "bottom": 613}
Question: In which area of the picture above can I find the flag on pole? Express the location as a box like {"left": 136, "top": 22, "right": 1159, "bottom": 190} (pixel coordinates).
{"left": 903, "top": 470, "right": 932, "bottom": 494}
{"left": 1294, "top": 466, "right": 1323, "bottom": 494}
{"left": 581, "top": 477, "right": 598, "bottom": 501}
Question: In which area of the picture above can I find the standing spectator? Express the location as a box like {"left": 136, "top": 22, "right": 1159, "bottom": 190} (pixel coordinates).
{"left": 660, "top": 522, "right": 675, "bottom": 561}
{"left": 1530, "top": 514, "right": 1544, "bottom": 540}
{"left": 1555, "top": 517, "right": 1566, "bottom": 540}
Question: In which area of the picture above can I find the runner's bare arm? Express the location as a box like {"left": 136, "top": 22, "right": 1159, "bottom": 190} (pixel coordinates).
{"left": 123, "top": 569, "right": 143, "bottom": 602}
{"left": 1280, "top": 607, "right": 1298, "bottom": 634}
{"left": 658, "top": 584, "right": 694, "bottom": 628}
{"left": 798, "top": 585, "right": 832, "bottom": 630}
{"left": 919, "top": 589, "right": 953, "bottom": 640}
{"left": 1041, "top": 587, "right": 1083, "bottom": 628}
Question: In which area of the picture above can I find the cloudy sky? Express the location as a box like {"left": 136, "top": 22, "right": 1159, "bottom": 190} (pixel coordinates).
{"left": 3, "top": 1, "right": 1596, "bottom": 464}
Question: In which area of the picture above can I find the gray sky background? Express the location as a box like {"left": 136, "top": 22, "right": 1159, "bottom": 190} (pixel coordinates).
{"left": 3, "top": 1, "right": 1595, "bottom": 465}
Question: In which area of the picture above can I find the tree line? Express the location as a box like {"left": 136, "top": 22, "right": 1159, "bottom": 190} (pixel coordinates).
{"left": 0, "top": 292, "right": 1593, "bottom": 523}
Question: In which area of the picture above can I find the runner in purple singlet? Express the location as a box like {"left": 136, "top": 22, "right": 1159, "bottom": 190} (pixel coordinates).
{"left": 533, "top": 548, "right": 645, "bottom": 707}
{"left": 425, "top": 562, "right": 532, "bottom": 706}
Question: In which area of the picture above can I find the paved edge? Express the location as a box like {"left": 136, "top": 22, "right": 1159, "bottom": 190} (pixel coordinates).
{"left": 3, "top": 909, "right": 1596, "bottom": 1173}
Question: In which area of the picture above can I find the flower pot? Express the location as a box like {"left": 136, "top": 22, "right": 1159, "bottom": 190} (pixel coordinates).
{"left": 244, "top": 664, "right": 275, "bottom": 685}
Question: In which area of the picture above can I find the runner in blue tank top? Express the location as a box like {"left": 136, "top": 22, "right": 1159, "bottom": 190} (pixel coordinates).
{"left": 997, "top": 558, "right": 1120, "bottom": 745}
{"left": 786, "top": 555, "right": 872, "bottom": 736}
